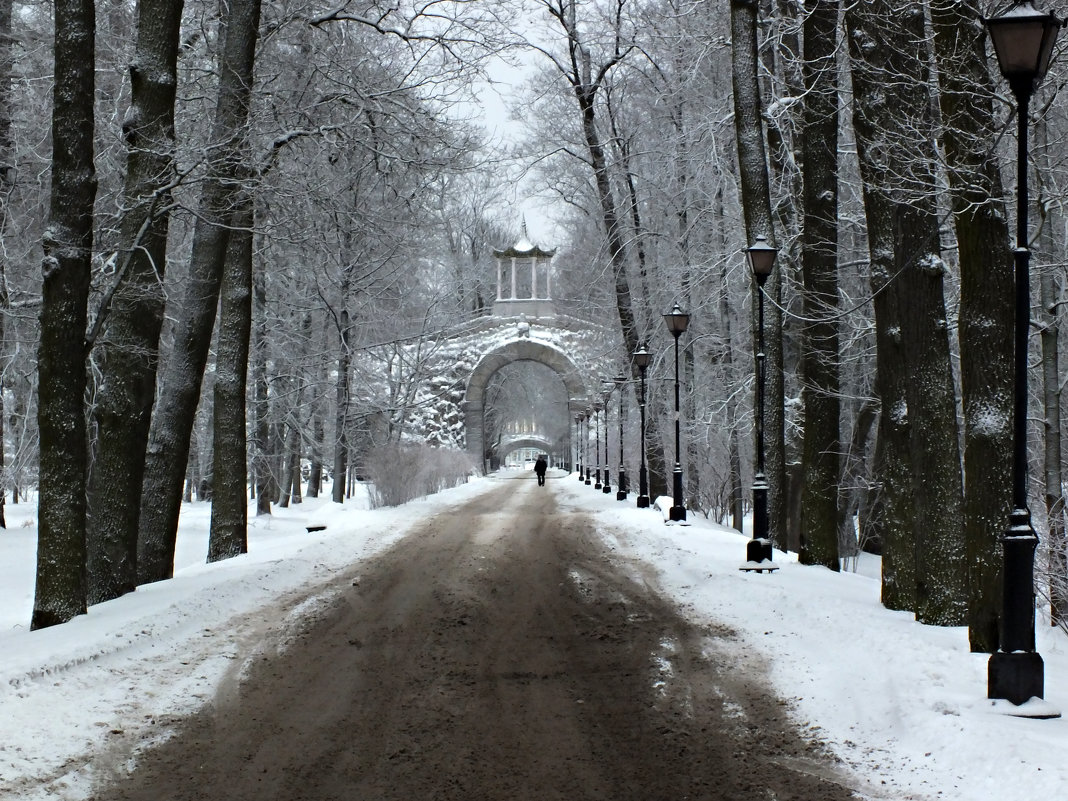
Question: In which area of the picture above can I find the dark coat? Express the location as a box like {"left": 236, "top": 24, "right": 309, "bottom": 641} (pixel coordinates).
{"left": 533, "top": 456, "right": 547, "bottom": 476}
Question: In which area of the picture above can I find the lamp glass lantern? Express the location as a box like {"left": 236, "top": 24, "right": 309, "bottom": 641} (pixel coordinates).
{"left": 746, "top": 234, "right": 778, "bottom": 286}
{"left": 664, "top": 303, "right": 690, "bottom": 337}
{"left": 986, "top": 2, "right": 1063, "bottom": 91}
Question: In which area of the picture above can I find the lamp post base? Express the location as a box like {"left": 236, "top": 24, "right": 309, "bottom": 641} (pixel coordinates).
{"left": 602, "top": 482, "right": 612, "bottom": 494}
{"left": 636, "top": 495, "right": 650, "bottom": 508}
{"left": 669, "top": 506, "right": 687, "bottom": 522}
{"left": 616, "top": 469, "right": 627, "bottom": 501}
{"left": 745, "top": 537, "right": 773, "bottom": 564}
{"left": 989, "top": 651, "right": 1045, "bottom": 707}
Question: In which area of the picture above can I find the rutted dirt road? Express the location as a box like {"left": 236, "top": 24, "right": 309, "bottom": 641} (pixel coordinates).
{"left": 91, "top": 476, "right": 861, "bottom": 800}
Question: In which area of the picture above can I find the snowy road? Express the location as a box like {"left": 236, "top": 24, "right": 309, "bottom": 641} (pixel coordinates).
{"left": 87, "top": 477, "right": 860, "bottom": 800}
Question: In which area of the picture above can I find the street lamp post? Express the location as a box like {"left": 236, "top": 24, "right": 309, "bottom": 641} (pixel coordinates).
{"left": 634, "top": 344, "right": 652, "bottom": 508}
{"left": 984, "top": 1, "right": 1064, "bottom": 709}
{"left": 594, "top": 402, "right": 603, "bottom": 489}
{"left": 745, "top": 236, "right": 777, "bottom": 566}
{"left": 615, "top": 374, "right": 627, "bottom": 500}
{"left": 584, "top": 409, "right": 592, "bottom": 485}
{"left": 663, "top": 303, "right": 690, "bottom": 522}
{"left": 601, "top": 383, "right": 613, "bottom": 494}
{"left": 575, "top": 413, "right": 583, "bottom": 479}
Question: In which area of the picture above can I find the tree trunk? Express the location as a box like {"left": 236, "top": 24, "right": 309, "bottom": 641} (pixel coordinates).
{"left": 839, "top": 400, "right": 878, "bottom": 553}
{"left": 138, "top": 0, "right": 262, "bottom": 584}
{"left": 1039, "top": 207, "right": 1066, "bottom": 628}
{"left": 797, "top": 0, "right": 841, "bottom": 570}
{"left": 252, "top": 236, "right": 272, "bottom": 516}
{"left": 208, "top": 192, "right": 252, "bottom": 563}
{"left": 332, "top": 310, "right": 351, "bottom": 504}
{"left": 32, "top": 0, "right": 97, "bottom": 629}
{"left": 1036, "top": 119, "right": 1067, "bottom": 628}
{"left": 847, "top": 0, "right": 966, "bottom": 623}
{"left": 929, "top": 0, "right": 1015, "bottom": 651}
{"left": 0, "top": 0, "right": 12, "bottom": 531}
{"left": 730, "top": 0, "right": 786, "bottom": 546}
{"left": 86, "top": 0, "right": 184, "bottom": 605}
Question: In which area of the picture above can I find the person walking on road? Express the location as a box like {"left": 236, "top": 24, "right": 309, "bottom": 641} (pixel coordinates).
{"left": 534, "top": 455, "right": 547, "bottom": 486}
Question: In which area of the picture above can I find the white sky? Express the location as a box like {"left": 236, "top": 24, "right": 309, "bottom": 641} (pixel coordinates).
{"left": 2, "top": 473, "right": 1066, "bottom": 800}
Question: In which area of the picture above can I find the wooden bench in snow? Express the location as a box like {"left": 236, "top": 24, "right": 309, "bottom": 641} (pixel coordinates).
{"left": 306, "top": 525, "right": 327, "bottom": 533}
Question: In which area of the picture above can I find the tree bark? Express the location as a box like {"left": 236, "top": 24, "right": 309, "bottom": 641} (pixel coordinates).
{"left": 32, "top": 0, "right": 97, "bottom": 629}
{"left": 332, "top": 309, "right": 351, "bottom": 504}
{"left": 208, "top": 191, "right": 253, "bottom": 563}
{"left": 86, "top": 0, "right": 184, "bottom": 605}
{"left": 252, "top": 236, "right": 272, "bottom": 515}
{"left": 730, "top": 0, "right": 786, "bottom": 546}
{"left": 0, "top": 0, "right": 13, "bottom": 531}
{"left": 138, "top": 0, "right": 262, "bottom": 584}
{"left": 847, "top": 0, "right": 966, "bottom": 623}
{"left": 930, "top": 0, "right": 1016, "bottom": 649}
{"left": 1036, "top": 119, "right": 1067, "bottom": 628}
{"left": 797, "top": 0, "right": 841, "bottom": 570}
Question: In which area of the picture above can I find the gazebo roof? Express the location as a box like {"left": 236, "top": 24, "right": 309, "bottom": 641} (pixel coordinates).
{"left": 493, "top": 221, "right": 556, "bottom": 259}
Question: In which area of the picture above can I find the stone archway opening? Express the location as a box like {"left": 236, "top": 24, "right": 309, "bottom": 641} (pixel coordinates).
{"left": 463, "top": 339, "right": 590, "bottom": 473}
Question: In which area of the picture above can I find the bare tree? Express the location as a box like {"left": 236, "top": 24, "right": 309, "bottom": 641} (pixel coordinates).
{"left": 85, "top": 0, "right": 185, "bottom": 605}
{"left": 32, "top": 0, "right": 97, "bottom": 629}
{"left": 846, "top": 0, "right": 966, "bottom": 624}
{"left": 730, "top": 0, "right": 786, "bottom": 545}
{"left": 797, "top": 0, "right": 841, "bottom": 569}
{"left": 139, "top": 0, "right": 263, "bottom": 584}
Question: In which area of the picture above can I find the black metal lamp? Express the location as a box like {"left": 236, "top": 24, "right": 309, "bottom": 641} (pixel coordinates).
{"left": 634, "top": 344, "right": 652, "bottom": 508}
{"left": 584, "top": 408, "right": 593, "bottom": 484}
{"left": 575, "top": 413, "right": 584, "bottom": 479}
{"left": 592, "top": 401, "right": 603, "bottom": 489}
{"left": 614, "top": 373, "right": 627, "bottom": 500}
{"left": 744, "top": 235, "right": 777, "bottom": 568}
{"left": 600, "top": 382, "right": 614, "bottom": 494}
{"left": 983, "top": 0, "right": 1064, "bottom": 712}
{"left": 663, "top": 303, "right": 690, "bottom": 521}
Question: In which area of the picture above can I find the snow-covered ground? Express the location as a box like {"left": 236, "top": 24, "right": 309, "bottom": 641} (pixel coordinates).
{"left": 1, "top": 471, "right": 1065, "bottom": 800}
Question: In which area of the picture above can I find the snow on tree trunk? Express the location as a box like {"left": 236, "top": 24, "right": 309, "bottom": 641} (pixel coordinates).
{"left": 138, "top": 0, "right": 262, "bottom": 584}
{"left": 1036, "top": 120, "right": 1067, "bottom": 629}
{"left": 85, "top": 0, "right": 184, "bottom": 605}
{"left": 930, "top": 0, "right": 1014, "bottom": 651}
{"left": 252, "top": 241, "right": 273, "bottom": 516}
{"left": 32, "top": 0, "right": 96, "bottom": 629}
{"left": 847, "top": 0, "right": 966, "bottom": 625}
{"left": 0, "top": 0, "right": 12, "bottom": 531}
{"left": 332, "top": 309, "right": 351, "bottom": 505}
{"left": 730, "top": 0, "right": 786, "bottom": 547}
{"left": 208, "top": 192, "right": 253, "bottom": 563}
{"left": 797, "top": 0, "right": 841, "bottom": 570}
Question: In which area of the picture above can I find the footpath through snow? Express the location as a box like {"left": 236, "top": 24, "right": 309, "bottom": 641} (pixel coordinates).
{"left": 1, "top": 470, "right": 1066, "bottom": 800}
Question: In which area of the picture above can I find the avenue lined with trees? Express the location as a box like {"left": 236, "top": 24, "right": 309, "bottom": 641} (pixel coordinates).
{"left": 9, "top": 0, "right": 1068, "bottom": 708}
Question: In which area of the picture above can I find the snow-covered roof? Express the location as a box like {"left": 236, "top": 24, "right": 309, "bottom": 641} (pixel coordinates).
{"left": 493, "top": 220, "right": 556, "bottom": 259}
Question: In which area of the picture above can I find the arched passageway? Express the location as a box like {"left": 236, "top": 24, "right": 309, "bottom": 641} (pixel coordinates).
{"left": 463, "top": 340, "right": 590, "bottom": 472}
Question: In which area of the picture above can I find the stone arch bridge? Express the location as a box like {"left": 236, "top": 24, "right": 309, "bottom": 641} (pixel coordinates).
{"left": 398, "top": 311, "right": 619, "bottom": 472}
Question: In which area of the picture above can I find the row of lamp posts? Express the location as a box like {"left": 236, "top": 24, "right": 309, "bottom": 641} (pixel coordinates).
{"left": 573, "top": 306, "right": 691, "bottom": 517}
{"left": 566, "top": 0, "right": 1059, "bottom": 710}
